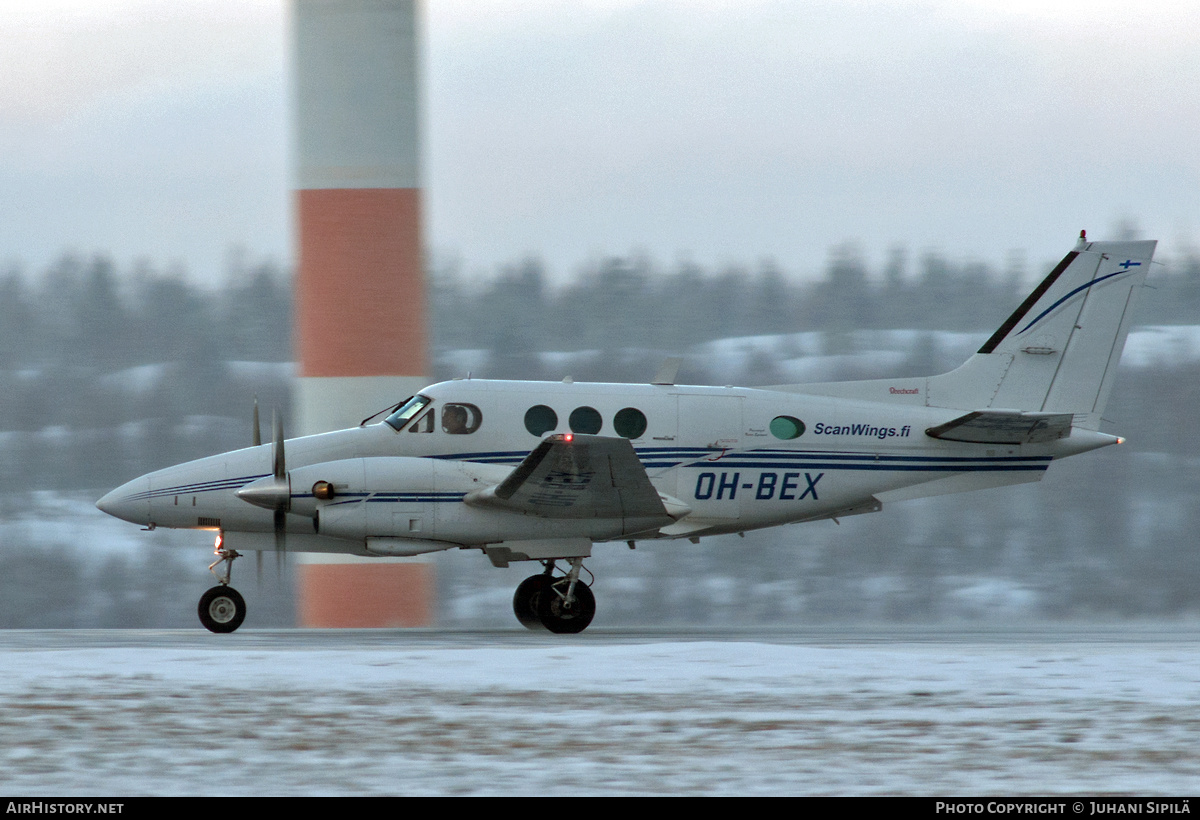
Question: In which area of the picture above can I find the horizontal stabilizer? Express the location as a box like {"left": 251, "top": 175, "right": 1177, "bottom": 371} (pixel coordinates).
{"left": 925, "top": 410, "right": 1073, "bottom": 444}
{"left": 465, "top": 433, "right": 675, "bottom": 522}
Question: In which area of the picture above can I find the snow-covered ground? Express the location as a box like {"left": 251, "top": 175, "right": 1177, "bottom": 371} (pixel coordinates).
{"left": 1, "top": 634, "right": 1198, "bottom": 795}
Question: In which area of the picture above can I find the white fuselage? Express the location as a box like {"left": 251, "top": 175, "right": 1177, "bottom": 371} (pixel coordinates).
{"left": 96, "top": 377, "right": 1116, "bottom": 556}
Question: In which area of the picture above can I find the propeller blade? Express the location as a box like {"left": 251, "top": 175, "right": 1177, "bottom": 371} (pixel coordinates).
{"left": 272, "top": 410, "right": 286, "bottom": 481}
{"left": 274, "top": 507, "right": 287, "bottom": 555}
{"left": 235, "top": 406, "right": 290, "bottom": 577}
{"left": 252, "top": 396, "right": 262, "bottom": 447}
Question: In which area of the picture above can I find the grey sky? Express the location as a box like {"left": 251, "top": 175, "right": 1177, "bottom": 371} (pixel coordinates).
{"left": 1, "top": 0, "right": 1197, "bottom": 285}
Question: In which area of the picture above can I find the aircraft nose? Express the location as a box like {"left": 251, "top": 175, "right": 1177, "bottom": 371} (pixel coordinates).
{"left": 96, "top": 476, "right": 151, "bottom": 525}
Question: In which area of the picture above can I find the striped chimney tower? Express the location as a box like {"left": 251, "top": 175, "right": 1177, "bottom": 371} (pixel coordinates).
{"left": 292, "top": 0, "right": 432, "bottom": 627}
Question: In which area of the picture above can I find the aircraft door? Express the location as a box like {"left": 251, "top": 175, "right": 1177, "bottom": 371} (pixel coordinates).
{"left": 675, "top": 394, "right": 744, "bottom": 520}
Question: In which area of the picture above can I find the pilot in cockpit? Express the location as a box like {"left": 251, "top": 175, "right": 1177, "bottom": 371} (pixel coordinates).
{"left": 442, "top": 404, "right": 469, "bottom": 434}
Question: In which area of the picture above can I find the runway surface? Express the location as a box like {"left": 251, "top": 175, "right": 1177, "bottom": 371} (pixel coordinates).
{"left": 1, "top": 625, "right": 1198, "bottom": 796}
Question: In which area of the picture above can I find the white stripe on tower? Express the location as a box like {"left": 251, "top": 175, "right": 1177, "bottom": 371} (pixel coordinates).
{"left": 292, "top": 0, "right": 433, "bottom": 627}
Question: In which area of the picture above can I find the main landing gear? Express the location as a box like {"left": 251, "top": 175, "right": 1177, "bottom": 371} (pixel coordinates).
{"left": 199, "top": 537, "right": 247, "bottom": 633}
{"left": 512, "top": 558, "right": 596, "bottom": 634}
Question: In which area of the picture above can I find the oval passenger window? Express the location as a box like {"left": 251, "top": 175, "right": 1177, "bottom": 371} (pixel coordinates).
{"left": 770, "top": 415, "right": 805, "bottom": 440}
{"left": 569, "top": 406, "right": 602, "bottom": 435}
{"left": 613, "top": 407, "right": 647, "bottom": 439}
{"left": 524, "top": 405, "right": 558, "bottom": 436}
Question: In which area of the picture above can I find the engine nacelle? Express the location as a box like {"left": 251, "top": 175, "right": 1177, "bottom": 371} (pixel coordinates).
{"left": 287, "top": 457, "right": 506, "bottom": 543}
{"left": 290, "top": 457, "right": 424, "bottom": 541}
{"left": 284, "top": 455, "right": 663, "bottom": 546}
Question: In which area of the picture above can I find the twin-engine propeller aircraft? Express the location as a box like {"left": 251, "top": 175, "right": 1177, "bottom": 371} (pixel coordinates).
{"left": 98, "top": 234, "right": 1156, "bottom": 633}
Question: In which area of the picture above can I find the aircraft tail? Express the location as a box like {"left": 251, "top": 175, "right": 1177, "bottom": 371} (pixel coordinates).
{"left": 925, "top": 236, "right": 1155, "bottom": 429}
{"left": 778, "top": 235, "right": 1156, "bottom": 431}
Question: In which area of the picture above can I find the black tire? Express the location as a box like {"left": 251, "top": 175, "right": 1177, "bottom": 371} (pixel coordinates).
{"left": 537, "top": 579, "right": 596, "bottom": 634}
{"left": 198, "top": 585, "right": 246, "bottom": 633}
{"left": 513, "top": 574, "right": 550, "bottom": 630}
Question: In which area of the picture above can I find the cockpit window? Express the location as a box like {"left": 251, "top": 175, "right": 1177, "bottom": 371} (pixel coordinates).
{"left": 442, "top": 403, "right": 482, "bottom": 434}
{"left": 384, "top": 394, "right": 432, "bottom": 431}
{"left": 407, "top": 409, "right": 434, "bottom": 433}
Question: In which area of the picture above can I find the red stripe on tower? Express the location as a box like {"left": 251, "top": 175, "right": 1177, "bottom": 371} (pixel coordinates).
{"left": 292, "top": 0, "right": 433, "bottom": 626}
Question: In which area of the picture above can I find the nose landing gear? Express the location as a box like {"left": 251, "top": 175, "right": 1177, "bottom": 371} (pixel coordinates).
{"left": 198, "top": 585, "right": 246, "bottom": 633}
{"left": 512, "top": 558, "right": 596, "bottom": 634}
{"left": 199, "top": 534, "right": 247, "bottom": 634}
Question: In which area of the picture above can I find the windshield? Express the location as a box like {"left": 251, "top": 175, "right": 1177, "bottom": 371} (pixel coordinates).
{"left": 384, "top": 394, "right": 432, "bottom": 431}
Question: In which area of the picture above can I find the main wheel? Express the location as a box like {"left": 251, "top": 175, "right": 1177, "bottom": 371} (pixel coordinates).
{"left": 198, "top": 585, "right": 246, "bottom": 633}
{"left": 513, "top": 574, "right": 551, "bottom": 630}
{"left": 537, "top": 579, "right": 596, "bottom": 634}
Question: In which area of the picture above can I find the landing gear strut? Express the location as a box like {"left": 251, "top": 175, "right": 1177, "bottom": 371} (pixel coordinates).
{"left": 512, "top": 558, "right": 596, "bottom": 634}
{"left": 199, "top": 535, "right": 247, "bottom": 633}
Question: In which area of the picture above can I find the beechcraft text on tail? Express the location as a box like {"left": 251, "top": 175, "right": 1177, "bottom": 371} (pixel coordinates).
{"left": 97, "top": 234, "right": 1157, "bottom": 633}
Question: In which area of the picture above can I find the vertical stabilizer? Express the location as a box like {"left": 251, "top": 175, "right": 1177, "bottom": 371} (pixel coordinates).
{"left": 927, "top": 238, "right": 1155, "bottom": 428}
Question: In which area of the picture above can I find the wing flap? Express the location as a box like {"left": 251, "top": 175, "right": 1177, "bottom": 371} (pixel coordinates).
{"left": 925, "top": 410, "right": 1073, "bottom": 444}
{"left": 465, "top": 434, "right": 674, "bottom": 521}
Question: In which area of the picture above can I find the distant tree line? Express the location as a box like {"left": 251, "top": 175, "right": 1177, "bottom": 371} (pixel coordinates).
{"left": 0, "top": 254, "right": 292, "bottom": 485}
{"left": 2, "top": 243, "right": 1199, "bottom": 490}
{"left": 3, "top": 241, "right": 1200, "bottom": 625}
{"left": 434, "top": 244, "right": 1200, "bottom": 379}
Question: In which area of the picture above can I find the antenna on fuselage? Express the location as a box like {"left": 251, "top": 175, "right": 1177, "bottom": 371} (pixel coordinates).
{"left": 652, "top": 357, "right": 682, "bottom": 386}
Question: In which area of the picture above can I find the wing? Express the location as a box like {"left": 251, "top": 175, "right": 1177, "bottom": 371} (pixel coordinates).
{"left": 925, "top": 410, "right": 1074, "bottom": 445}
{"left": 463, "top": 433, "right": 676, "bottom": 521}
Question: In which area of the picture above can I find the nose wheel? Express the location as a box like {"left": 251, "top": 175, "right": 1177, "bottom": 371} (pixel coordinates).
{"left": 198, "top": 585, "right": 246, "bottom": 633}
{"left": 199, "top": 535, "right": 247, "bottom": 633}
